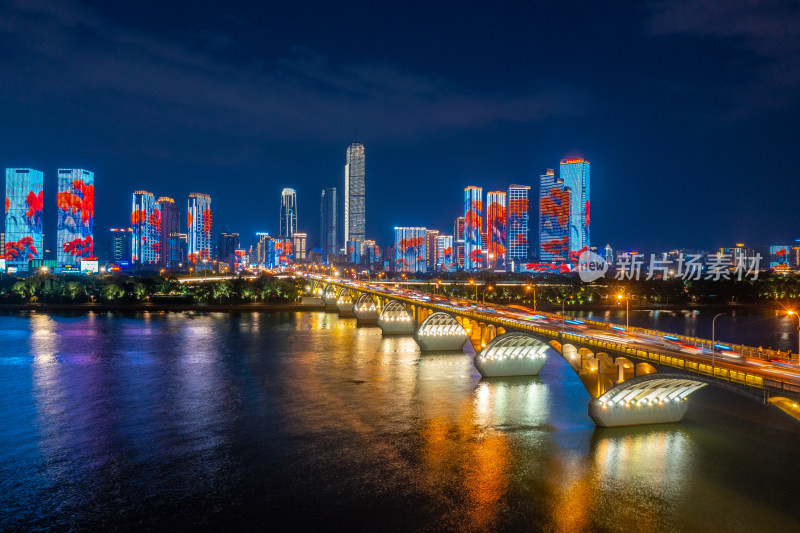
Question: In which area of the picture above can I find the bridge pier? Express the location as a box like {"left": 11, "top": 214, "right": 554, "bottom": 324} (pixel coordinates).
{"left": 336, "top": 289, "right": 355, "bottom": 317}
{"left": 413, "top": 312, "right": 468, "bottom": 352}
{"left": 322, "top": 284, "right": 338, "bottom": 312}
{"left": 377, "top": 301, "right": 415, "bottom": 335}
{"left": 474, "top": 333, "right": 550, "bottom": 377}
{"left": 353, "top": 294, "right": 379, "bottom": 325}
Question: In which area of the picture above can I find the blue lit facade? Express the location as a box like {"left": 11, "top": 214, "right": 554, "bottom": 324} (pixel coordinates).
{"left": 187, "top": 193, "right": 212, "bottom": 265}
{"left": 57, "top": 169, "right": 95, "bottom": 269}
{"left": 395, "top": 227, "right": 427, "bottom": 273}
{"left": 539, "top": 169, "right": 570, "bottom": 262}
{"left": 132, "top": 190, "right": 157, "bottom": 265}
{"left": 4, "top": 168, "right": 44, "bottom": 271}
{"left": 560, "top": 158, "right": 590, "bottom": 255}
{"left": 507, "top": 185, "right": 530, "bottom": 264}
{"left": 463, "top": 186, "right": 483, "bottom": 270}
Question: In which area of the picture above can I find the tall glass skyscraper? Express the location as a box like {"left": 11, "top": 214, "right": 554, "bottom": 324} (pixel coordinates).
{"left": 187, "top": 193, "right": 212, "bottom": 265}
{"left": 280, "top": 188, "right": 297, "bottom": 238}
{"left": 4, "top": 168, "right": 44, "bottom": 271}
{"left": 454, "top": 216, "right": 465, "bottom": 269}
{"left": 344, "top": 143, "right": 365, "bottom": 243}
{"left": 436, "top": 234, "right": 454, "bottom": 271}
{"left": 394, "top": 227, "right": 426, "bottom": 273}
{"left": 463, "top": 186, "right": 483, "bottom": 270}
{"left": 486, "top": 191, "right": 507, "bottom": 270}
{"left": 560, "top": 158, "right": 590, "bottom": 255}
{"left": 507, "top": 184, "right": 530, "bottom": 265}
{"left": 320, "top": 187, "right": 337, "bottom": 260}
{"left": 157, "top": 197, "right": 180, "bottom": 268}
{"left": 56, "top": 169, "right": 94, "bottom": 268}
{"left": 132, "top": 190, "right": 157, "bottom": 265}
{"left": 539, "top": 169, "right": 570, "bottom": 262}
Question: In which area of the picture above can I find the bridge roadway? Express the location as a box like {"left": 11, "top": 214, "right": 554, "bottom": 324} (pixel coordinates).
{"left": 310, "top": 275, "right": 800, "bottom": 427}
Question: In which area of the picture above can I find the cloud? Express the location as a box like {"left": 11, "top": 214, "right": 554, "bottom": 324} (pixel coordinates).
{"left": 644, "top": 0, "right": 800, "bottom": 115}
{"left": 0, "top": 0, "right": 590, "bottom": 164}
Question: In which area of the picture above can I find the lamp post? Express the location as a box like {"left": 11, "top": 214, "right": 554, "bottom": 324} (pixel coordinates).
{"left": 788, "top": 311, "right": 800, "bottom": 363}
{"left": 561, "top": 296, "right": 567, "bottom": 333}
{"left": 711, "top": 312, "right": 724, "bottom": 373}
{"left": 469, "top": 279, "right": 476, "bottom": 301}
{"left": 526, "top": 283, "right": 537, "bottom": 312}
{"left": 482, "top": 285, "right": 493, "bottom": 305}
{"left": 616, "top": 294, "right": 629, "bottom": 329}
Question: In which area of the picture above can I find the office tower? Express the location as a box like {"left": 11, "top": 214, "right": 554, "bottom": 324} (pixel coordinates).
{"left": 454, "top": 217, "right": 465, "bottom": 269}
{"left": 394, "top": 227, "right": 427, "bottom": 273}
{"left": 320, "top": 187, "right": 337, "bottom": 260}
{"left": 156, "top": 197, "right": 180, "bottom": 268}
{"left": 56, "top": 169, "right": 94, "bottom": 268}
{"left": 426, "top": 229, "right": 439, "bottom": 271}
{"left": 4, "top": 169, "right": 44, "bottom": 271}
{"left": 109, "top": 228, "right": 133, "bottom": 263}
{"left": 187, "top": 193, "right": 212, "bottom": 265}
{"left": 436, "top": 234, "right": 454, "bottom": 271}
{"left": 464, "top": 186, "right": 483, "bottom": 270}
{"left": 280, "top": 188, "right": 297, "bottom": 238}
{"left": 344, "top": 143, "right": 366, "bottom": 243}
{"left": 560, "top": 158, "right": 590, "bottom": 254}
{"left": 132, "top": 190, "right": 158, "bottom": 265}
{"left": 507, "top": 185, "right": 530, "bottom": 266}
{"left": 271, "top": 239, "right": 294, "bottom": 268}
{"left": 604, "top": 244, "right": 613, "bottom": 264}
{"left": 486, "top": 191, "right": 507, "bottom": 270}
{"left": 218, "top": 233, "right": 240, "bottom": 267}
{"left": 539, "top": 169, "right": 570, "bottom": 262}
{"left": 293, "top": 232, "right": 307, "bottom": 261}
{"left": 256, "top": 233, "right": 271, "bottom": 267}
{"left": 346, "top": 239, "right": 361, "bottom": 264}
{"left": 363, "top": 239, "right": 379, "bottom": 264}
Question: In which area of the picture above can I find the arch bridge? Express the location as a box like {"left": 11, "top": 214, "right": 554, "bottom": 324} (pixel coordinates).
{"left": 309, "top": 277, "right": 800, "bottom": 427}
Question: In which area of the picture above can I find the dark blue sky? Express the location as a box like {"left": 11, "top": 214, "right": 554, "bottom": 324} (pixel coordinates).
{"left": 1, "top": 0, "right": 799, "bottom": 252}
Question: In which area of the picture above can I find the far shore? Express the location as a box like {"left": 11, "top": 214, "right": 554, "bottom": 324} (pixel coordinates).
{"left": 0, "top": 300, "right": 787, "bottom": 314}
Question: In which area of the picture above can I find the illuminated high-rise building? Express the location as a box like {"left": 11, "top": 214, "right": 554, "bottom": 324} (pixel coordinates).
{"left": 560, "top": 158, "right": 590, "bottom": 255}
{"left": 4, "top": 168, "right": 44, "bottom": 271}
{"left": 426, "top": 229, "right": 439, "bottom": 271}
{"left": 293, "top": 232, "right": 307, "bottom": 261}
{"left": 539, "top": 169, "right": 570, "bottom": 262}
{"left": 132, "top": 190, "right": 158, "bottom": 265}
{"left": 394, "top": 227, "right": 427, "bottom": 273}
{"left": 109, "top": 228, "right": 133, "bottom": 263}
{"left": 56, "top": 169, "right": 94, "bottom": 268}
{"left": 436, "top": 234, "right": 454, "bottom": 271}
{"left": 344, "top": 143, "right": 366, "bottom": 243}
{"left": 280, "top": 188, "right": 297, "bottom": 238}
{"left": 507, "top": 184, "right": 530, "bottom": 265}
{"left": 187, "top": 193, "right": 212, "bottom": 264}
{"left": 156, "top": 197, "right": 180, "bottom": 268}
{"left": 218, "top": 232, "right": 240, "bottom": 267}
{"left": 486, "top": 191, "right": 506, "bottom": 270}
{"left": 463, "top": 186, "right": 483, "bottom": 270}
{"left": 320, "top": 187, "right": 337, "bottom": 260}
{"left": 454, "top": 217, "right": 465, "bottom": 269}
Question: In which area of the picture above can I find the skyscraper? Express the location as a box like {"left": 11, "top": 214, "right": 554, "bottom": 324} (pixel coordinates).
{"left": 426, "top": 229, "right": 440, "bottom": 271}
{"left": 464, "top": 186, "right": 483, "bottom": 270}
{"left": 560, "top": 158, "right": 590, "bottom": 255}
{"left": 56, "top": 169, "right": 94, "bottom": 268}
{"left": 486, "top": 191, "right": 507, "bottom": 270}
{"left": 218, "top": 232, "right": 240, "bottom": 267}
{"left": 157, "top": 197, "right": 180, "bottom": 268}
{"left": 187, "top": 193, "right": 212, "bottom": 265}
{"left": 320, "top": 187, "right": 337, "bottom": 260}
{"left": 394, "top": 227, "right": 427, "bottom": 273}
{"left": 132, "top": 190, "right": 158, "bottom": 265}
{"left": 280, "top": 188, "right": 297, "bottom": 238}
{"left": 344, "top": 143, "right": 366, "bottom": 243}
{"left": 454, "top": 216, "right": 465, "bottom": 269}
{"left": 109, "top": 228, "right": 133, "bottom": 263}
{"left": 292, "top": 233, "right": 307, "bottom": 261}
{"left": 539, "top": 169, "right": 570, "bottom": 262}
{"left": 507, "top": 184, "right": 530, "bottom": 266}
{"left": 4, "top": 168, "right": 44, "bottom": 271}
{"left": 436, "top": 234, "right": 454, "bottom": 271}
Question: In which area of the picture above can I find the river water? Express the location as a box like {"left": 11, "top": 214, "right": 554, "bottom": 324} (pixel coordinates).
{"left": 1, "top": 310, "right": 799, "bottom": 531}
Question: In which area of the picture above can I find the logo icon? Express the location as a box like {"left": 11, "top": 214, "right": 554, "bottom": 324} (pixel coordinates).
{"left": 577, "top": 251, "right": 608, "bottom": 282}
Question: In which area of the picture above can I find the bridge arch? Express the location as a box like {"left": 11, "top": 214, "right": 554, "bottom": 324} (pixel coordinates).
{"left": 336, "top": 288, "right": 355, "bottom": 317}
{"left": 589, "top": 373, "right": 707, "bottom": 427}
{"left": 413, "top": 312, "right": 468, "bottom": 352}
{"left": 377, "top": 300, "right": 414, "bottom": 334}
{"left": 474, "top": 332, "right": 552, "bottom": 377}
{"left": 322, "top": 284, "right": 339, "bottom": 311}
{"left": 353, "top": 293, "right": 379, "bottom": 324}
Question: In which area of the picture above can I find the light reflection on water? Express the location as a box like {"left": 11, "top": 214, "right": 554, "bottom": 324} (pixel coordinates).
{"left": 1, "top": 310, "right": 799, "bottom": 530}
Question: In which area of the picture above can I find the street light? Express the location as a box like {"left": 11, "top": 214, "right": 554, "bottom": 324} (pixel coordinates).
{"left": 788, "top": 311, "right": 800, "bottom": 363}
{"left": 712, "top": 312, "right": 725, "bottom": 373}
{"left": 560, "top": 296, "right": 567, "bottom": 333}
{"left": 526, "top": 283, "right": 536, "bottom": 312}
{"left": 617, "top": 294, "right": 629, "bottom": 329}
{"left": 469, "top": 279, "right": 477, "bottom": 300}
{"left": 482, "top": 285, "right": 493, "bottom": 305}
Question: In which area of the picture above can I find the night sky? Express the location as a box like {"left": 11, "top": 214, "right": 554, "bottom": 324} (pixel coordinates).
{"left": 1, "top": 1, "right": 799, "bottom": 253}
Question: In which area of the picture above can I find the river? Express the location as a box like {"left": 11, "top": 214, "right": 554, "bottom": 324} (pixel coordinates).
{"left": 1, "top": 310, "right": 799, "bottom": 531}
